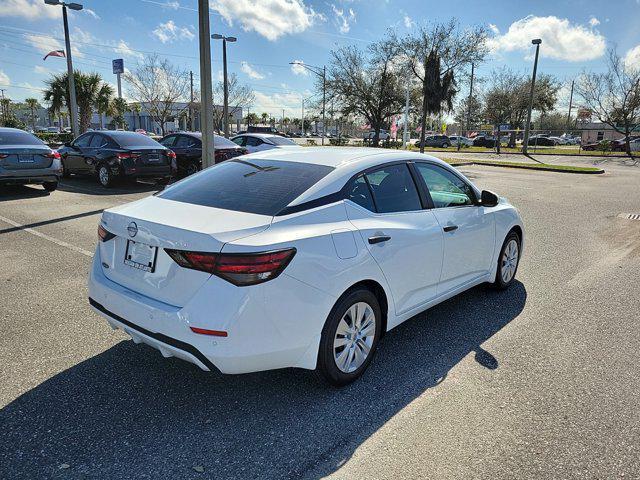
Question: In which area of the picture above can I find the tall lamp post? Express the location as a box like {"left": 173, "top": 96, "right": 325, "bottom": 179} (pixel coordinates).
{"left": 44, "top": 0, "right": 82, "bottom": 138}
{"left": 523, "top": 38, "right": 542, "bottom": 155}
{"left": 212, "top": 34, "right": 236, "bottom": 138}
{"left": 197, "top": 0, "right": 214, "bottom": 168}
{"left": 289, "top": 61, "right": 326, "bottom": 145}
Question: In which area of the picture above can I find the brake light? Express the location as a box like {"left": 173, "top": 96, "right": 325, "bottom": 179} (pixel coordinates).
{"left": 117, "top": 152, "right": 140, "bottom": 160}
{"left": 165, "top": 248, "right": 296, "bottom": 286}
{"left": 98, "top": 224, "right": 116, "bottom": 242}
{"left": 44, "top": 150, "right": 61, "bottom": 159}
{"left": 0, "top": 153, "right": 7, "bottom": 159}
{"left": 166, "top": 150, "right": 176, "bottom": 159}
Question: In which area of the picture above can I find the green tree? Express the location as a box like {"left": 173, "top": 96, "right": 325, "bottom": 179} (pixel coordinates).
{"left": 25, "top": 98, "right": 40, "bottom": 132}
{"left": 245, "top": 112, "right": 259, "bottom": 126}
{"left": 95, "top": 84, "right": 114, "bottom": 129}
{"left": 260, "top": 112, "right": 269, "bottom": 125}
{"left": 110, "top": 97, "right": 129, "bottom": 129}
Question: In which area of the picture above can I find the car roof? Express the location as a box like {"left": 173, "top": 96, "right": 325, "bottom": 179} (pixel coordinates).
{"left": 232, "top": 133, "right": 280, "bottom": 139}
{"left": 240, "top": 147, "right": 478, "bottom": 208}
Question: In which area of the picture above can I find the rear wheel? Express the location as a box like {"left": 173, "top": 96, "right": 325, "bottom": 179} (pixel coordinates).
{"left": 185, "top": 161, "right": 199, "bottom": 176}
{"left": 97, "top": 165, "right": 114, "bottom": 188}
{"left": 61, "top": 161, "right": 70, "bottom": 178}
{"left": 493, "top": 231, "right": 521, "bottom": 289}
{"left": 317, "top": 288, "right": 382, "bottom": 386}
{"left": 43, "top": 181, "right": 58, "bottom": 192}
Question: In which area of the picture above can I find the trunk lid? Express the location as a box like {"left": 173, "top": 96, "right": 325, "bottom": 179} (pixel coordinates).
{"left": 129, "top": 148, "right": 170, "bottom": 166}
{"left": 0, "top": 146, "right": 53, "bottom": 170}
{"left": 98, "top": 196, "right": 272, "bottom": 306}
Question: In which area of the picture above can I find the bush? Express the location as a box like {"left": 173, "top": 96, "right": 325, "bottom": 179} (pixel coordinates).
{"left": 329, "top": 137, "right": 349, "bottom": 146}
{"left": 307, "top": 139, "right": 317, "bottom": 146}
{"left": 35, "top": 132, "right": 74, "bottom": 145}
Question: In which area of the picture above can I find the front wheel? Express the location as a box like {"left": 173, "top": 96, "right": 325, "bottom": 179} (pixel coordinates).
{"left": 185, "top": 161, "right": 199, "bottom": 176}
{"left": 493, "top": 231, "right": 521, "bottom": 289}
{"left": 43, "top": 181, "right": 58, "bottom": 192}
{"left": 317, "top": 288, "right": 382, "bottom": 386}
{"left": 97, "top": 165, "right": 114, "bottom": 188}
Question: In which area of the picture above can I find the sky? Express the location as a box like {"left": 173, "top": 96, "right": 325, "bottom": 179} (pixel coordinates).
{"left": 1, "top": 0, "right": 639, "bottom": 118}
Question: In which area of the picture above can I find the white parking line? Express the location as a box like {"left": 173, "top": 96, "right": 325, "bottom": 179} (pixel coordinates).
{"left": 0, "top": 214, "right": 94, "bottom": 257}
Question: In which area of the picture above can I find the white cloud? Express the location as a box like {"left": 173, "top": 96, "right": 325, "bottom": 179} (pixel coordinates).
{"left": 72, "top": 27, "right": 95, "bottom": 44}
{"left": 0, "top": 0, "right": 61, "bottom": 20}
{"left": 0, "top": 70, "right": 10, "bottom": 85}
{"left": 152, "top": 20, "right": 195, "bottom": 43}
{"left": 488, "top": 23, "right": 500, "bottom": 34}
{"left": 212, "top": 0, "right": 322, "bottom": 41}
{"left": 84, "top": 8, "right": 100, "bottom": 20}
{"left": 331, "top": 4, "right": 356, "bottom": 34}
{"left": 487, "top": 15, "right": 606, "bottom": 62}
{"left": 25, "top": 33, "right": 83, "bottom": 59}
{"left": 115, "top": 40, "right": 144, "bottom": 60}
{"left": 34, "top": 65, "right": 56, "bottom": 75}
{"left": 240, "top": 61, "right": 265, "bottom": 80}
{"left": 403, "top": 15, "right": 414, "bottom": 29}
{"left": 290, "top": 60, "right": 309, "bottom": 76}
{"left": 588, "top": 16, "right": 600, "bottom": 27}
{"left": 252, "top": 90, "right": 303, "bottom": 118}
{"left": 624, "top": 44, "right": 640, "bottom": 71}
{"left": 142, "top": 0, "right": 181, "bottom": 9}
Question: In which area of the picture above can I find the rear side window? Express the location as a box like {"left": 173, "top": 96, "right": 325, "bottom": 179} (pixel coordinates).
{"left": 231, "top": 136, "right": 246, "bottom": 146}
{"left": 159, "top": 159, "right": 334, "bottom": 216}
{"left": 160, "top": 135, "right": 177, "bottom": 147}
{"left": 364, "top": 164, "right": 422, "bottom": 213}
{"left": 346, "top": 175, "right": 376, "bottom": 211}
{"left": 0, "top": 130, "right": 46, "bottom": 146}
{"left": 175, "top": 136, "right": 193, "bottom": 148}
{"left": 89, "top": 135, "right": 107, "bottom": 148}
{"left": 73, "top": 134, "right": 93, "bottom": 148}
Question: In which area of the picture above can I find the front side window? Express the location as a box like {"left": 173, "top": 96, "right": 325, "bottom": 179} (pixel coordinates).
{"left": 364, "top": 164, "right": 422, "bottom": 213}
{"left": 160, "top": 135, "right": 177, "bottom": 147}
{"left": 245, "top": 137, "right": 263, "bottom": 147}
{"left": 175, "top": 136, "right": 194, "bottom": 148}
{"left": 73, "top": 134, "right": 93, "bottom": 148}
{"left": 89, "top": 134, "right": 106, "bottom": 148}
{"left": 415, "top": 163, "right": 475, "bottom": 208}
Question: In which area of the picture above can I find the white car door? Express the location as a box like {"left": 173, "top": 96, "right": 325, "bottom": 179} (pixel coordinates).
{"left": 345, "top": 163, "right": 444, "bottom": 316}
{"left": 414, "top": 162, "right": 495, "bottom": 295}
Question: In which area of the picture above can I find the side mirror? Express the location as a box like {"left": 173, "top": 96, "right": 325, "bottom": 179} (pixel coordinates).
{"left": 480, "top": 190, "right": 499, "bottom": 207}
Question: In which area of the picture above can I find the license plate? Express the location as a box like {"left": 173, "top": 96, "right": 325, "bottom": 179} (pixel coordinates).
{"left": 147, "top": 154, "right": 160, "bottom": 162}
{"left": 124, "top": 240, "right": 158, "bottom": 272}
{"left": 18, "top": 155, "right": 34, "bottom": 163}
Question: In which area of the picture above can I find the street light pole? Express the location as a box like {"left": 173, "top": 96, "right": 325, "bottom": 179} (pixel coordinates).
{"left": 212, "top": 34, "right": 236, "bottom": 138}
{"left": 523, "top": 39, "right": 542, "bottom": 155}
{"left": 45, "top": 1, "right": 82, "bottom": 138}
{"left": 198, "top": 0, "right": 215, "bottom": 168}
{"left": 289, "top": 61, "right": 326, "bottom": 145}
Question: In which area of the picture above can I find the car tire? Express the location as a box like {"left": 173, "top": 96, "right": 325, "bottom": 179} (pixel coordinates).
{"left": 317, "top": 288, "right": 382, "bottom": 386}
{"left": 493, "top": 231, "right": 521, "bottom": 290}
{"left": 61, "top": 161, "right": 70, "bottom": 178}
{"left": 43, "top": 181, "right": 58, "bottom": 192}
{"left": 97, "top": 164, "right": 114, "bottom": 188}
{"left": 185, "top": 161, "right": 199, "bottom": 176}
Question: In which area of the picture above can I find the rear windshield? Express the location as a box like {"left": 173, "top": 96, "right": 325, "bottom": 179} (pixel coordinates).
{"left": 159, "top": 159, "right": 333, "bottom": 215}
{"left": 0, "top": 130, "right": 46, "bottom": 146}
{"left": 110, "top": 132, "right": 163, "bottom": 148}
{"left": 214, "top": 135, "right": 239, "bottom": 148}
{"left": 269, "top": 136, "right": 296, "bottom": 146}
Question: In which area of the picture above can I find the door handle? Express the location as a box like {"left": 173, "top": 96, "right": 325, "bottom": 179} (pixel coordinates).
{"left": 443, "top": 225, "right": 458, "bottom": 232}
{"left": 368, "top": 235, "right": 391, "bottom": 244}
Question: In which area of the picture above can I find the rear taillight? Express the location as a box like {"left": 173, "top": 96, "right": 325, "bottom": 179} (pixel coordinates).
{"left": 44, "top": 150, "right": 61, "bottom": 159}
{"left": 98, "top": 224, "right": 116, "bottom": 242}
{"left": 0, "top": 153, "right": 8, "bottom": 159}
{"left": 117, "top": 152, "right": 140, "bottom": 160}
{"left": 166, "top": 150, "right": 176, "bottom": 159}
{"left": 167, "top": 150, "right": 177, "bottom": 170}
{"left": 165, "top": 248, "right": 296, "bottom": 286}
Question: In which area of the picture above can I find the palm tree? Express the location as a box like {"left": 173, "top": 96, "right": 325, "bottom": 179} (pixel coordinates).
{"left": 44, "top": 71, "right": 113, "bottom": 134}
{"left": 417, "top": 51, "right": 456, "bottom": 153}
{"left": 130, "top": 102, "right": 142, "bottom": 130}
{"left": 260, "top": 112, "right": 269, "bottom": 125}
{"left": 24, "top": 98, "right": 40, "bottom": 132}
{"left": 110, "top": 97, "right": 129, "bottom": 130}
{"left": 95, "top": 84, "right": 114, "bottom": 129}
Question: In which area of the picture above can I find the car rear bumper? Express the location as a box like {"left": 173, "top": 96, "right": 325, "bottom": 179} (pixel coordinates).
{"left": 88, "top": 249, "right": 335, "bottom": 374}
{"left": 0, "top": 173, "right": 59, "bottom": 185}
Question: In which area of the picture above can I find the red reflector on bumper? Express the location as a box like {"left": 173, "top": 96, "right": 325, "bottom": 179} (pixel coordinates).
{"left": 190, "top": 327, "right": 228, "bottom": 337}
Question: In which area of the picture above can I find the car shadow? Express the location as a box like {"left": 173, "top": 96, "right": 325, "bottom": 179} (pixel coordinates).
{"left": 58, "top": 176, "right": 161, "bottom": 196}
{"left": 0, "top": 282, "right": 526, "bottom": 479}
{"left": 0, "top": 184, "right": 51, "bottom": 201}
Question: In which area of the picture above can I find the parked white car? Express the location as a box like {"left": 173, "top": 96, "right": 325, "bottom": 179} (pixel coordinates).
{"left": 366, "top": 129, "right": 390, "bottom": 141}
{"left": 230, "top": 133, "right": 299, "bottom": 154}
{"left": 448, "top": 135, "right": 474, "bottom": 146}
{"left": 89, "top": 148, "right": 525, "bottom": 385}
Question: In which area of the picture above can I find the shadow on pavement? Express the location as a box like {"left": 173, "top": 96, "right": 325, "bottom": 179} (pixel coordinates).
{"left": 0, "top": 185, "right": 51, "bottom": 201}
{"left": 0, "top": 282, "right": 526, "bottom": 479}
{"left": 0, "top": 209, "right": 105, "bottom": 235}
{"left": 58, "top": 176, "right": 160, "bottom": 196}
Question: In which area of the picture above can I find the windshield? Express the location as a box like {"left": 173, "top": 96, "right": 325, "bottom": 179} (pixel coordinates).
{"left": 0, "top": 130, "right": 46, "bottom": 147}
{"left": 159, "top": 158, "right": 333, "bottom": 216}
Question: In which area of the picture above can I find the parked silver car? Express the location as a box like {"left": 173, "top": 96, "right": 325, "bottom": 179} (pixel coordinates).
{"left": 0, "top": 128, "right": 62, "bottom": 191}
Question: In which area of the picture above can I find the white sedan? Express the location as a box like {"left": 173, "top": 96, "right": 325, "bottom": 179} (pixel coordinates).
{"left": 89, "top": 148, "right": 524, "bottom": 386}
{"left": 230, "top": 133, "right": 299, "bottom": 153}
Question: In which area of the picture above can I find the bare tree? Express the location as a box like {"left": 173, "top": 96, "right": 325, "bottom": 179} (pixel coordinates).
{"left": 404, "top": 20, "right": 488, "bottom": 151}
{"left": 211, "top": 74, "right": 254, "bottom": 132}
{"left": 124, "top": 55, "right": 190, "bottom": 136}
{"left": 325, "top": 38, "right": 407, "bottom": 146}
{"left": 576, "top": 49, "right": 640, "bottom": 157}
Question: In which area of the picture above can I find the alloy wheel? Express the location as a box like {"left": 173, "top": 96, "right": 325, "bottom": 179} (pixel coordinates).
{"left": 333, "top": 302, "right": 376, "bottom": 373}
{"left": 98, "top": 166, "right": 110, "bottom": 186}
{"left": 501, "top": 239, "right": 519, "bottom": 283}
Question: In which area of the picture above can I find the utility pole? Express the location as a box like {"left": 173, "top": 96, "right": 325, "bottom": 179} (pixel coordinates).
{"left": 198, "top": 0, "right": 215, "bottom": 168}
{"left": 465, "top": 63, "right": 475, "bottom": 137}
{"left": 523, "top": 39, "right": 542, "bottom": 155}
{"left": 403, "top": 73, "right": 410, "bottom": 149}
{"left": 211, "top": 34, "right": 236, "bottom": 138}
{"left": 301, "top": 97, "right": 305, "bottom": 136}
{"left": 566, "top": 79, "right": 574, "bottom": 134}
{"left": 189, "top": 70, "right": 194, "bottom": 131}
{"left": 322, "top": 66, "right": 326, "bottom": 145}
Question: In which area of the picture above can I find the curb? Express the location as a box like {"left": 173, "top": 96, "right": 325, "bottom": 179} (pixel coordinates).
{"left": 446, "top": 160, "right": 605, "bottom": 175}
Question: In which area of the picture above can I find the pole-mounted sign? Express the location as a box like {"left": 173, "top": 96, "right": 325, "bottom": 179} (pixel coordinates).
{"left": 112, "top": 59, "right": 124, "bottom": 98}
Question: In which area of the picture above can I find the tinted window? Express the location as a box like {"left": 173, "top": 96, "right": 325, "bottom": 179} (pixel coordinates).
{"left": 364, "top": 164, "right": 422, "bottom": 213}
{"left": 160, "top": 135, "right": 177, "bottom": 147}
{"left": 89, "top": 134, "right": 106, "bottom": 148}
{"left": 269, "top": 136, "right": 296, "bottom": 146}
{"left": 347, "top": 175, "right": 375, "bottom": 211}
{"left": 110, "top": 132, "right": 163, "bottom": 147}
{"left": 231, "top": 136, "right": 246, "bottom": 146}
{"left": 175, "top": 136, "right": 193, "bottom": 148}
{"left": 213, "top": 135, "right": 237, "bottom": 148}
{"left": 415, "top": 163, "right": 475, "bottom": 208}
{"left": 0, "top": 130, "right": 46, "bottom": 146}
{"left": 245, "top": 136, "right": 262, "bottom": 147}
{"left": 159, "top": 159, "right": 334, "bottom": 216}
{"left": 73, "top": 134, "right": 93, "bottom": 148}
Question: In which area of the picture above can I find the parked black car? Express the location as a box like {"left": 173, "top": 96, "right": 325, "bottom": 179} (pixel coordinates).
{"left": 472, "top": 135, "right": 498, "bottom": 148}
{"left": 159, "top": 132, "right": 247, "bottom": 177}
{"left": 58, "top": 131, "right": 176, "bottom": 187}
{"left": 527, "top": 135, "right": 556, "bottom": 146}
{"left": 415, "top": 134, "right": 451, "bottom": 148}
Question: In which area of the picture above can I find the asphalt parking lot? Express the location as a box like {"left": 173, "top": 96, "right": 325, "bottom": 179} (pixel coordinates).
{"left": 1, "top": 159, "right": 640, "bottom": 479}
